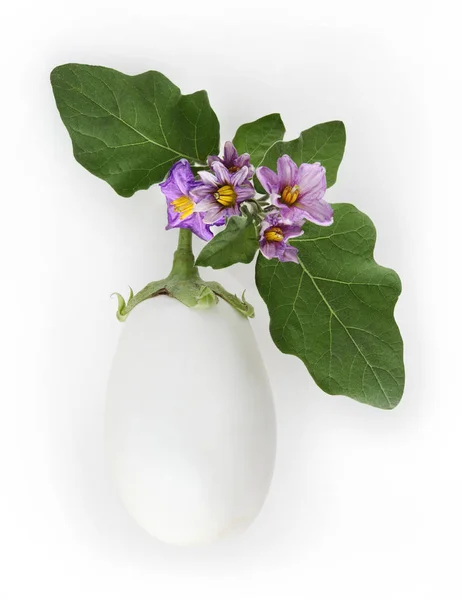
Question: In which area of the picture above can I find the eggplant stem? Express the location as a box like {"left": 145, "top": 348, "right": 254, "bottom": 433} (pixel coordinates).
{"left": 112, "top": 229, "right": 255, "bottom": 320}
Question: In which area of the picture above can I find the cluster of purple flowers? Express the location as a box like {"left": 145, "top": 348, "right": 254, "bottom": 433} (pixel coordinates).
{"left": 160, "top": 141, "right": 333, "bottom": 263}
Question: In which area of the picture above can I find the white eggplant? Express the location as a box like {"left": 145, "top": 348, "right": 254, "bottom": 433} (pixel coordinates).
{"left": 105, "top": 292, "right": 276, "bottom": 546}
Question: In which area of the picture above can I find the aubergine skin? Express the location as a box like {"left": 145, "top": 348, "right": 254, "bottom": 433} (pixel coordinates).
{"left": 105, "top": 294, "right": 276, "bottom": 546}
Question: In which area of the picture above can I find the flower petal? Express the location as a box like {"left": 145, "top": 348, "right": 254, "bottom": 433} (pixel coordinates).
{"left": 188, "top": 214, "right": 213, "bottom": 241}
{"left": 198, "top": 170, "right": 218, "bottom": 187}
{"left": 256, "top": 166, "right": 280, "bottom": 194}
{"left": 278, "top": 203, "right": 308, "bottom": 223}
{"left": 191, "top": 185, "right": 215, "bottom": 202}
{"left": 165, "top": 214, "right": 212, "bottom": 242}
{"left": 160, "top": 160, "right": 191, "bottom": 200}
{"left": 202, "top": 204, "right": 226, "bottom": 224}
{"left": 235, "top": 153, "right": 251, "bottom": 168}
{"left": 195, "top": 197, "right": 217, "bottom": 212}
{"left": 277, "top": 155, "right": 298, "bottom": 188}
{"left": 174, "top": 159, "right": 196, "bottom": 196}
{"left": 282, "top": 224, "right": 304, "bottom": 240}
{"left": 235, "top": 183, "right": 255, "bottom": 201}
{"left": 226, "top": 203, "right": 241, "bottom": 218}
{"left": 297, "top": 162, "right": 326, "bottom": 201}
{"left": 223, "top": 141, "right": 238, "bottom": 166}
{"left": 166, "top": 201, "right": 182, "bottom": 228}
{"left": 214, "top": 216, "right": 226, "bottom": 227}
{"left": 207, "top": 154, "right": 220, "bottom": 168}
{"left": 296, "top": 197, "right": 334, "bottom": 226}
{"left": 271, "top": 194, "right": 288, "bottom": 211}
{"left": 281, "top": 245, "right": 299, "bottom": 263}
{"left": 211, "top": 161, "right": 231, "bottom": 185}
{"left": 231, "top": 165, "right": 249, "bottom": 186}
{"left": 259, "top": 240, "right": 278, "bottom": 260}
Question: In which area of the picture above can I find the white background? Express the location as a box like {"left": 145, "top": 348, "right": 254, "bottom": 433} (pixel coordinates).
{"left": 1, "top": 1, "right": 461, "bottom": 598}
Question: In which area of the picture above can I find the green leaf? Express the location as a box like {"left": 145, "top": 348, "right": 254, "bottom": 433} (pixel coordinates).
{"left": 255, "top": 203, "right": 404, "bottom": 409}
{"left": 195, "top": 216, "right": 259, "bottom": 270}
{"left": 260, "top": 121, "right": 346, "bottom": 188}
{"left": 233, "top": 113, "right": 286, "bottom": 167}
{"left": 50, "top": 64, "right": 220, "bottom": 197}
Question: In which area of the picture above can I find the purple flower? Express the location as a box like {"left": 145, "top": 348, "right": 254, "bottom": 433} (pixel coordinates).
{"left": 160, "top": 159, "right": 213, "bottom": 241}
{"left": 192, "top": 162, "right": 255, "bottom": 224}
{"left": 207, "top": 141, "right": 255, "bottom": 179}
{"left": 259, "top": 212, "right": 304, "bottom": 263}
{"left": 256, "top": 155, "right": 333, "bottom": 226}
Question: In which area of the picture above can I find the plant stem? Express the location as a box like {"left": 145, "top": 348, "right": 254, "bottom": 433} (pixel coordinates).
{"left": 168, "top": 228, "right": 198, "bottom": 280}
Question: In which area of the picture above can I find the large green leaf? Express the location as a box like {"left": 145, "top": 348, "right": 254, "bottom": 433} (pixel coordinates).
{"left": 50, "top": 64, "right": 220, "bottom": 197}
{"left": 260, "top": 121, "right": 346, "bottom": 188}
{"left": 195, "top": 216, "right": 259, "bottom": 269}
{"left": 233, "top": 113, "right": 286, "bottom": 168}
{"left": 256, "top": 203, "right": 404, "bottom": 409}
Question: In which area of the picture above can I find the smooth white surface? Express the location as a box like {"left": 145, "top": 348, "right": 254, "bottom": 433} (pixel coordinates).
{"left": 106, "top": 293, "right": 276, "bottom": 545}
{"left": 1, "top": 1, "right": 461, "bottom": 598}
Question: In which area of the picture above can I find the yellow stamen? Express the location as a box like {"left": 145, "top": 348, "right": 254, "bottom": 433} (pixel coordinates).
{"left": 264, "top": 226, "right": 284, "bottom": 243}
{"left": 281, "top": 184, "right": 300, "bottom": 206}
{"left": 171, "top": 195, "right": 194, "bottom": 220}
{"left": 213, "top": 185, "right": 237, "bottom": 207}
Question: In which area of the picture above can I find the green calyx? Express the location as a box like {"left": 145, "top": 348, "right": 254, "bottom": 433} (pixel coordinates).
{"left": 112, "top": 229, "right": 254, "bottom": 321}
